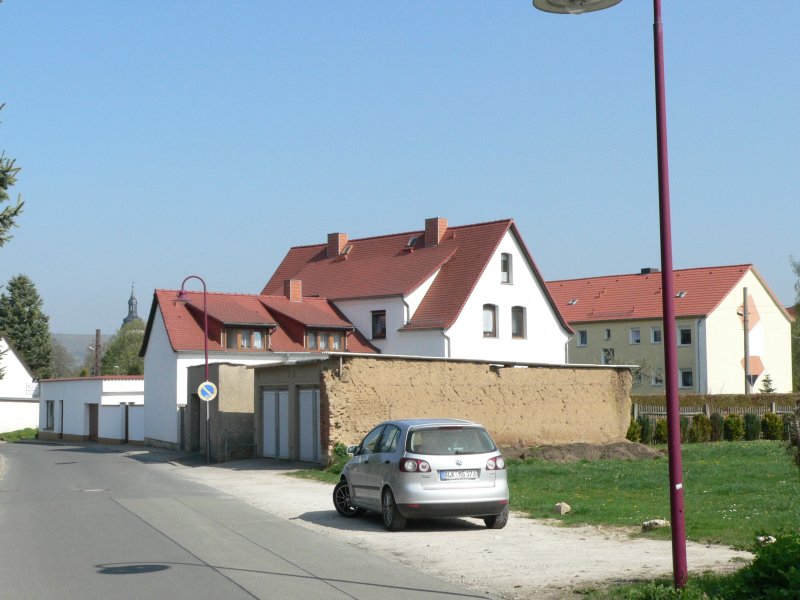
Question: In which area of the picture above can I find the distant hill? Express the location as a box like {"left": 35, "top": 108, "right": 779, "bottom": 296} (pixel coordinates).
{"left": 53, "top": 333, "right": 111, "bottom": 368}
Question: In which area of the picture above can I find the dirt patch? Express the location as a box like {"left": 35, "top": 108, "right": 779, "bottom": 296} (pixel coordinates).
{"left": 501, "top": 440, "right": 664, "bottom": 462}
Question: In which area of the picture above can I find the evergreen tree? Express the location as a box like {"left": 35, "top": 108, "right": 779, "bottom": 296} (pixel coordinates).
{"left": 758, "top": 372, "right": 776, "bottom": 394}
{"left": 0, "top": 104, "right": 24, "bottom": 247}
{"left": 0, "top": 275, "right": 53, "bottom": 378}
{"left": 100, "top": 320, "right": 144, "bottom": 376}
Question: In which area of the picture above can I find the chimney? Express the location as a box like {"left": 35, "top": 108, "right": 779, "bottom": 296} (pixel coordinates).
{"left": 284, "top": 279, "right": 302, "bottom": 302}
{"left": 640, "top": 267, "right": 660, "bottom": 275}
{"left": 327, "top": 232, "right": 348, "bottom": 258}
{"left": 424, "top": 217, "right": 448, "bottom": 247}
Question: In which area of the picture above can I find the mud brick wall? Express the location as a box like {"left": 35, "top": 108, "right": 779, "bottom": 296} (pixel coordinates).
{"left": 323, "top": 357, "right": 632, "bottom": 451}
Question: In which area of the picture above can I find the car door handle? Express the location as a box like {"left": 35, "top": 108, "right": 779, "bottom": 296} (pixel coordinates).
{"left": 384, "top": 460, "right": 390, "bottom": 464}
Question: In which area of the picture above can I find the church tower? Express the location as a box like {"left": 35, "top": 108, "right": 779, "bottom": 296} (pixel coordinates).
{"left": 122, "top": 284, "right": 142, "bottom": 327}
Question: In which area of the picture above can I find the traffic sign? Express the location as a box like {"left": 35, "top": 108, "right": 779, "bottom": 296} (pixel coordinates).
{"left": 198, "top": 381, "right": 217, "bottom": 402}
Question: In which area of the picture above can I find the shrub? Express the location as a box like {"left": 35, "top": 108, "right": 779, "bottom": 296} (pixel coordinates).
{"left": 787, "top": 407, "right": 800, "bottom": 472}
{"left": 637, "top": 415, "right": 654, "bottom": 445}
{"left": 721, "top": 531, "right": 800, "bottom": 599}
{"left": 761, "top": 412, "right": 784, "bottom": 441}
{"left": 724, "top": 414, "right": 745, "bottom": 441}
{"left": 710, "top": 412, "right": 725, "bottom": 442}
{"left": 326, "top": 442, "right": 351, "bottom": 474}
{"left": 626, "top": 418, "right": 642, "bottom": 443}
{"left": 688, "top": 414, "right": 712, "bottom": 443}
{"left": 653, "top": 419, "right": 668, "bottom": 444}
{"left": 679, "top": 415, "right": 691, "bottom": 443}
{"left": 743, "top": 413, "right": 761, "bottom": 441}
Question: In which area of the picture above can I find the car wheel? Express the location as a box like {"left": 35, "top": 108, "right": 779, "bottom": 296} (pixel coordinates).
{"left": 381, "top": 488, "right": 407, "bottom": 531}
{"left": 333, "top": 480, "right": 364, "bottom": 517}
{"left": 483, "top": 505, "right": 509, "bottom": 529}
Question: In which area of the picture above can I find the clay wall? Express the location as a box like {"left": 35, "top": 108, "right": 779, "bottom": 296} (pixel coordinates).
{"left": 323, "top": 357, "right": 631, "bottom": 450}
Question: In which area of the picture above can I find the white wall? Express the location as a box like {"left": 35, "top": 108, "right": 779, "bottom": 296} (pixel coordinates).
{"left": 128, "top": 405, "right": 144, "bottom": 442}
{"left": 39, "top": 378, "right": 145, "bottom": 440}
{"left": 0, "top": 338, "right": 36, "bottom": 399}
{"left": 446, "top": 231, "right": 569, "bottom": 363}
{"left": 0, "top": 399, "right": 39, "bottom": 433}
{"left": 705, "top": 270, "right": 793, "bottom": 393}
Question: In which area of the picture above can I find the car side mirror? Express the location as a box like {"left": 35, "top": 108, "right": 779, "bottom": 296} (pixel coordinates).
{"left": 347, "top": 445, "right": 359, "bottom": 455}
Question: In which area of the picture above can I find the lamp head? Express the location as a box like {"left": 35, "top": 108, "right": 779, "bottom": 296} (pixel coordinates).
{"left": 532, "top": 0, "right": 622, "bottom": 14}
{"left": 176, "top": 289, "right": 190, "bottom": 302}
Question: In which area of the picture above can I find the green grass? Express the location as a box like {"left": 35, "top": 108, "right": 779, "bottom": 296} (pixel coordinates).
{"left": 0, "top": 428, "right": 38, "bottom": 442}
{"left": 510, "top": 441, "right": 799, "bottom": 548}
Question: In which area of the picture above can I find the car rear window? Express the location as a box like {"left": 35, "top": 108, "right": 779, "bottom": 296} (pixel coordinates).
{"left": 406, "top": 427, "right": 496, "bottom": 455}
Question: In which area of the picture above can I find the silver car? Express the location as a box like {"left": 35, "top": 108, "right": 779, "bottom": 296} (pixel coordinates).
{"left": 332, "top": 418, "right": 509, "bottom": 531}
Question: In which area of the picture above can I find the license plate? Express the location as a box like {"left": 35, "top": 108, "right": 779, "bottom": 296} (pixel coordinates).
{"left": 439, "top": 469, "right": 479, "bottom": 481}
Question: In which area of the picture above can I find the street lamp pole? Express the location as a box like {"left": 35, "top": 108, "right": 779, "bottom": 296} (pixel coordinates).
{"left": 177, "top": 275, "right": 210, "bottom": 464}
{"left": 532, "top": 0, "right": 688, "bottom": 587}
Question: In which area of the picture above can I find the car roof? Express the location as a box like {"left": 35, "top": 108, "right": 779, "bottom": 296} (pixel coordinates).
{"left": 382, "top": 418, "right": 484, "bottom": 430}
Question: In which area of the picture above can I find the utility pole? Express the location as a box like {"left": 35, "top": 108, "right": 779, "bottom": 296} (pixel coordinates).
{"left": 743, "top": 288, "right": 751, "bottom": 394}
{"left": 94, "top": 329, "right": 102, "bottom": 377}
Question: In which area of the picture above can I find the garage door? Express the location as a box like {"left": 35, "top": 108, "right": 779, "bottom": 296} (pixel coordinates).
{"left": 298, "top": 388, "right": 320, "bottom": 462}
{"left": 262, "top": 389, "right": 290, "bottom": 459}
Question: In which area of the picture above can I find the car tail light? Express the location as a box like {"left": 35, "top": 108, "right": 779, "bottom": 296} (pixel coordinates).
{"left": 486, "top": 455, "right": 506, "bottom": 470}
{"left": 400, "top": 458, "right": 431, "bottom": 473}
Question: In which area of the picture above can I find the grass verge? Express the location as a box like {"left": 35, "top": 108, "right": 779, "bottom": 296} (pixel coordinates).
{"left": 0, "top": 428, "right": 38, "bottom": 442}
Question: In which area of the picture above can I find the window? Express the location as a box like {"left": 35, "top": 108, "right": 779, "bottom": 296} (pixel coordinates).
{"left": 604, "top": 329, "right": 611, "bottom": 341}
{"left": 226, "top": 328, "right": 269, "bottom": 351}
{"left": 680, "top": 369, "right": 694, "bottom": 389}
{"left": 511, "top": 306, "right": 526, "bottom": 339}
{"left": 376, "top": 425, "right": 401, "bottom": 453}
{"left": 651, "top": 327, "right": 662, "bottom": 344}
{"left": 679, "top": 326, "right": 692, "bottom": 346}
{"left": 331, "top": 332, "right": 343, "bottom": 350}
{"left": 240, "top": 329, "right": 251, "bottom": 349}
{"left": 253, "top": 330, "right": 264, "bottom": 350}
{"left": 629, "top": 328, "right": 641, "bottom": 344}
{"left": 371, "top": 311, "right": 386, "bottom": 339}
{"left": 360, "top": 426, "right": 385, "bottom": 455}
{"left": 45, "top": 400, "right": 55, "bottom": 430}
{"left": 602, "top": 348, "right": 615, "bottom": 365}
{"left": 308, "top": 330, "right": 346, "bottom": 351}
{"left": 483, "top": 304, "right": 497, "bottom": 337}
{"left": 500, "top": 253, "right": 512, "bottom": 284}
{"left": 652, "top": 368, "right": 664, "bottom": 386}
{"left": 577, "top": 330, "right": 588, "bottom": 346}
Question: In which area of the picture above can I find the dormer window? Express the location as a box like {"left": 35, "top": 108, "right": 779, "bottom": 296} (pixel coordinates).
{"left": 225, "top": 328, "right": 269, "bottom": 351}
{"left": 501, "top": 253, "right": 512, "bottom": 284}
{"left": 307, "top": 330, "right": 347, "bottom": 351}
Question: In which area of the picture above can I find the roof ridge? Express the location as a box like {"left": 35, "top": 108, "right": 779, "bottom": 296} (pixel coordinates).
{"left": 283, "top": 218, "right": 515, "bottom": 250}
{"left": 156, "top": 289, "right": 263, "bottom": 298}
{"left": 547, "top": 263, "right": 753, "bottom": 284}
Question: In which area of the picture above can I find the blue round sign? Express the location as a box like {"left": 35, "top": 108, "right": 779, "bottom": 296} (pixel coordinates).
{"left": 198, "top": 381, "right": 217, "bottom": 402}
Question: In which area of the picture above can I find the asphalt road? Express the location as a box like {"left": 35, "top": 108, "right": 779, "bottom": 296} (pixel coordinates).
{"left": 0, "top": 441, "right": 491, "bottom": 600}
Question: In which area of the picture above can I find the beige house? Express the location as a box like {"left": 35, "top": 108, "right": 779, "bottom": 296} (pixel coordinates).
{"left": 547, "top": 265, "right": 794, "bottom": 395}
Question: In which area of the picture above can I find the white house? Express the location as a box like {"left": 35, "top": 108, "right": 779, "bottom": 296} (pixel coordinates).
{"left": 38, "top": 376, "right": 145, "bottom": 443}
{"left": 0, "top": 336, "right": 38, "bottom": 433}
{"left": 261, "top": 217, "right": 572, "bottom": 363}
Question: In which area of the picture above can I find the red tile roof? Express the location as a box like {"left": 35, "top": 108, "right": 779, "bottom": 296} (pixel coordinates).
{"left": 141, "top": 289, "right": 376, "bottom": 355}
{"left": 262, "top": 219, "right": 569, "bottom": 332}
{"left": 546, "top": 264, "right": 783, "bottom": 323}
{"left": 260, "top": 295, "right": 353, "bottom": 328}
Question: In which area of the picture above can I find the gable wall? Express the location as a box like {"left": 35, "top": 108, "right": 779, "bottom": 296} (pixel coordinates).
{"left": 0, "top": 338, "right": 35, "bottom": 398}
{"left": 446, "top": 231, "right": 569, "bottom": 363}
{"left": 705, "top": 270, "right": 792, "bottom": 393}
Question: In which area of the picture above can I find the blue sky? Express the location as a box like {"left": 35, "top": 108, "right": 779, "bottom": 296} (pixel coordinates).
{"left": 1, "top": 1, "right": 798, "bottom": 334}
